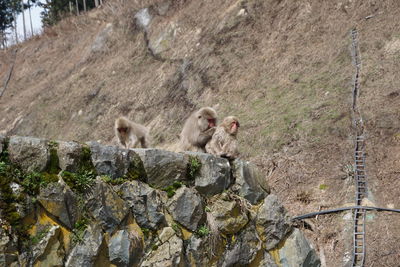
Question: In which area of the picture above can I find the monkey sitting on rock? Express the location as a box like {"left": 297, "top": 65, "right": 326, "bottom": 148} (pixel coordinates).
{"left": 115, "top": 117, "right": 150, "bottom": 149}
{"left": 179, "top": 107, "right": 218, "bottom": 152}
{"left": 206, "top": 116, "right": 240, "bottom": 159}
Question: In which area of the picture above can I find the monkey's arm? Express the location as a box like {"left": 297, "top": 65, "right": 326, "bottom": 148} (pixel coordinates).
{"left": 197, "top": 127, "right": 216, "bottom": 146}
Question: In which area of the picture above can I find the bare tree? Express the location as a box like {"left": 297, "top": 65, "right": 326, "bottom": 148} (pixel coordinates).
{"left": 75, "top": 0, "right": 79, "bottom": 15}
{"left": 83, "top": 0, "right": 87, "bottom": 12}
{"left": 21, "top": 0, "right": 26, "bottom": 40}
{"left": 13, "top": 12, "right": 18, "bottom": 44}
{"left": 28, "top": 0, "right": 33, "bottom": 36}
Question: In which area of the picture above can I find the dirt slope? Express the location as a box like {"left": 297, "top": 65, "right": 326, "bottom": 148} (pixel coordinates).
{"left": 1, "top": 0, "right": 400, "bottom": 266}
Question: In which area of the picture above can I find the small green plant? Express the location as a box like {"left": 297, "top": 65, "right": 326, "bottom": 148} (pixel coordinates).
{"left": 142, "top": 228, "right": 150, "bottom": 239}
{"left": 187, "top": 156, "right": 201, "bottom": 180}
{"left": 72, "top": 216, "right": 89, "bottom": 244}
{"left": 61, "top": 170, "right": 96, "bottom": 193}
{"left": 171, "top": 223, "right": 180, "bottom": 233}
{"left": 101, "top": 175, "right": 126, "bottom": 185}
{"left": 30, "top": 225, "right": 51, "bottom": 245}
{"left": 21, "top": 172, "right": 58, "bottom": 196}
{"left": 151, "top": 244, "right": 159, "bottom": 250}
{"left": 162, "top": 181, "right": 183, "bottom": 198}
{"left": 204, "top": 206, "right": 211, "bottom": 212}
{"left": 196, "top": 225, "right": 209, "bottom": 237}
{"left": 319, "top": 184, "right": 328, "bottom": 190}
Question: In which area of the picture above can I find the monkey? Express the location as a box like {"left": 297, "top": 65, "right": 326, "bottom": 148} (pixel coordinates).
{"left": 115, "top": 116, "right": 150, "bottom": 149}
{"left": 179, "top": 107, "right": 218, "bottom": 152}
{"left": 205, "top": 116, "right": 240, "bottom": 159}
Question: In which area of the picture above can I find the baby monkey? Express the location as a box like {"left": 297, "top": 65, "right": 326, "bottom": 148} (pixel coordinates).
{"left": 115, "top": 117, "right": 149, "bottom": 149}
{"left": 206, "top": 116, "right": 240, "bottom": 159}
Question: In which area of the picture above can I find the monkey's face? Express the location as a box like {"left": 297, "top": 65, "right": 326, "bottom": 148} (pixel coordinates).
{"left": 118, "top": 127, "right": 128, "bottom": 136}
{"left": 198, "top": 115, "right": 216, "bottom": 132}
{"left": 229, "top": 120, "right": 240, "bottom": 135}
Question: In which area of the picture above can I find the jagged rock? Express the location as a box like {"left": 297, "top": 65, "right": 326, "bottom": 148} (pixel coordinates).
{"left": 159, "top": 227, "right": 175, "bottom": 243}
{"left": 87, "top": 141, "right": 143, "bottom": 179}
{"left": 210, "top": 195, "right": 249, "bottom": 235}
{"left": 109, "top": 229, "right": 143, "bottom": 267}
{"left": 274, "top": 228, "right": 321, "bottom": 267}
{"left": 8, "top": 136, "right": 49, "bottom": 173}
{"left": 259, "top": 252, "right": 279, "bottom": 267}
{"left": 148, "top": 22, "right": 177, "bottom": 56}
{"left": 0, "top": 226, "right": 18, "bottom": 267}
{"left": 37, "top": 181, "right": 78, "bottom": 229}
{"left": 134, "top": 149, "right": 187, "bottom": 188}
{"left": 231, "top": 159, "right": 270, "bottom": 204}
{"left": 32, "top": 225, "right": 65, "bottom": 266}
{"left": 86, "top": 179, "right": 130, "bottom": 233}
{"left": 65, "top": 225, "right": 104, "bottom": 267}
{"left": 118, "top": 180, "right": 166, "bottom": 230}
{"left": 220, "top": 224, "right": 261, "bottom": 267}
{"left": 184, "top": 235, "right": 208, "bottom": 267}
{"left": 256, "top": 194, "right": 292, "bottom": 250}
{"left": 184, "top": 152, "right": 231, "bottom": 196}
{"left": 58, "top": 141, "right": 84, "bottom": 173}
{"left": 140, "top": 234, "right": 183, "bottom": 267}
{"left": 167, "top": 186, "right": 205, "bottom": 232}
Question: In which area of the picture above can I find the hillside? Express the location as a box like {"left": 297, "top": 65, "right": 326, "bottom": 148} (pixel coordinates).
{"left": 1, "top": 0, "right": 400, "bottom": 266}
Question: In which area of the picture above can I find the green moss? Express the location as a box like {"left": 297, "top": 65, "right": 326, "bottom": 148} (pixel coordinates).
{"left": 151, "top": 244, "right": 159, "bottom": 250}
{"left": 79, "top": 145, "right": 97, "bottom": 174}
{"left": 319, "top": 184, "right": 328, "bottom": 190}
{"left": 187, "top": 156, "right": 201, "bottom": 180}
{"left": 162, "top": 181, "right": 183, "bottom": 198}
{"left": 46, "top": 141, "right": 61, "bottom": 175}
{"left": 142, "top": 228, "right": 150, "bottom": 239}
{"left": 125, "top": 153, "right": 147, "bottom": 182}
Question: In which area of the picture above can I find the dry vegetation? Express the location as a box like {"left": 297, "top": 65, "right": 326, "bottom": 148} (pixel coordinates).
{"left": 1, "top": 0, "right": 400, "bottom": 266}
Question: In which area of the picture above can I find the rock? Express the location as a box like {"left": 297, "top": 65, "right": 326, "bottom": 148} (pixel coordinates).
{"left": 184, "top": 152, "right": 231, "bottom": 196}
{"left": 37, "top": 181, "right": 78, "bottom": 229}
{"left": 148, "top": 22, "right": 177, "bottom": 55}
{"left": 231, "top": 159, "right": 270, "bottom": 204}
{"left": 87, "top": 141, "right": 144, "bottom": 180}
{"left": 220, "top": 224, "right": 261, "bottom": 267}
{"left": 65, "top": 225, "right": 104, "bottom": 267}
{"left": 210, "top": 196, "right": 248, "bottom": 235}
{"left": 86, "top": 179, "right": 130, "bottom": 233}
{"left": 274, "top": 228, "right": 321, "bottom": 267}
{"left": 8, "top": 136, "right": 49, "bottom": 173}
{"left": 109, "top": 229, "right": 143, "bottom": 267}
{"left": 32, "top": 225, "right": 65, "bottom": 266}
{"left": 140, "top": 234, "right": 183, "bottom": 267}
{"left": 167, "top": 186, "right": 205, "bottom": 232}
{"left": 259, "top": 252, "right": 279, "bottom": 267}
{"left": 91, "top": 23, "right": 113, "bottom": 53}
{"left": 135, "top": 8, "right": 152, "bottom": 29}
{"left": 134, "top": 149, "right": 187, "bottom": 188}
{"left": 159, "top": 227, "right": 176, "bottom": 243}
{"left": 256, "top": 194, "right": 292, "bottom": 250}
{"left": 0, "top": 226, "right": 18, "bottom": 267}
{"left": 58, "top": 141, "right": 84, "bottom": 173}
{"left": 118, "top": 180, "right": 166, "bottom": 230}
{"left": 184, "top": 235, "right": 208, "bottom": 267}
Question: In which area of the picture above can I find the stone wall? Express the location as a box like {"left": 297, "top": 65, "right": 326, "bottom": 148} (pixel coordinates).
{"left": 0, "top": 135, "right": 320, "bottom": 267}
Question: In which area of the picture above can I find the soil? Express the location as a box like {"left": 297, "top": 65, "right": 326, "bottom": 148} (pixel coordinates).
{"left": 1, "top": 0, "right": 400, "bottom": 266}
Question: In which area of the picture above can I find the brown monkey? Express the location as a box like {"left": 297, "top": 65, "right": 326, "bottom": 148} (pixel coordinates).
{"left": 206, "top": 116, "right": 240, "bottom": 159}
{"left": 179, "top": 107, "right": 217, "bottom": 152}
{"left": 115, "top": 117, "right": 150, "bottom": 149}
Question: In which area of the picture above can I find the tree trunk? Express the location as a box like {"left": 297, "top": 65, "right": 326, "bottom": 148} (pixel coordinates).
{"left": 21, "top": 0, "right": 27, "bottom": 40}
{"left": 95, "top": 0, "right": 99, "bottom": 7}
{"left": 83, "top": 0, "right": 87, "bottom": 12}
{"left": 28, "top": 0, "right": 34, "bottom": 36}
{"left": 13, "top": 13, "right": 18, "bottom": 44}
{"left": 69, "top": 1, "right": 73, "bottom": 14}
{"left": 75, "top": 0, "right": 79, "bottom": 15}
